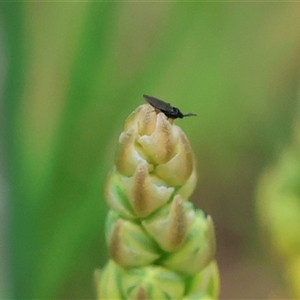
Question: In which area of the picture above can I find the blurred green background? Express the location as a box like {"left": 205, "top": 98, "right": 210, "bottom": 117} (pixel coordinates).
{"left": 1, "top": 2, "right": 300, "bottom": 299}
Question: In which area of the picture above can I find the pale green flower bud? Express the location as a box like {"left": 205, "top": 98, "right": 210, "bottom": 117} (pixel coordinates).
{"left": 141, "top": 195, "right": 194, "bottom": 252}
{"left": 105, "top": 165, "right": 175, "bottom": 219}
{"left": 105, "top": 210, "right": 160, "bottom": 267}
{"left": 161, "top": 212, "right": 216, "bottom": 276}
{"left": 114, "top": 104, "right": 195, "bottom": 188}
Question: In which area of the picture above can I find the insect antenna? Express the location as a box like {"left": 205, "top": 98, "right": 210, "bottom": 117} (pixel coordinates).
{"left": 183, "top": 113, "right": 197, "bottom": 117}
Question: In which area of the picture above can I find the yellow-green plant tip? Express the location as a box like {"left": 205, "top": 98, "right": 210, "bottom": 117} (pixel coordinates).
{"left": 161, "top": 211, "right": 216, "bottom": 276}
{"left": 286, "top": 256, "right": 300, "bottom": 297}
{"left": 142, "top": 195, "right": 195, "bottom": 252}
{"left": 106, "top": 210, "right": 160, "bottom": 267}
{"left": 257, "top": 160, "right": 300, "bottom": 257}
{"left": 256, "top": 138, "right": 300, "bottom": 298}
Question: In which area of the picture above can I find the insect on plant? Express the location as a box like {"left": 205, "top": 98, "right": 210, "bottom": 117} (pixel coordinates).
{"left": 143, "top": 95, "right": 197, "bottom": 119}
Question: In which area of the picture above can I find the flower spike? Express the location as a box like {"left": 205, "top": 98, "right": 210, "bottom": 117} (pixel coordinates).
{"left": 95, "top": 98, "right": 220, "bottom": 299}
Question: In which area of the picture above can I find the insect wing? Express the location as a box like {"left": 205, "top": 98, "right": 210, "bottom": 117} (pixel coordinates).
{"left": 143, "top": 95, "right": 173, "bottom": 112}
{"left": 143, "top": 94, "right": 196, "bottom": 119}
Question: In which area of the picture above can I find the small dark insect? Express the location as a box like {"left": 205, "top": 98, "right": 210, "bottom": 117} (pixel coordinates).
{"left": 143, "top": 94, "right": 197, "bottom": 119}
